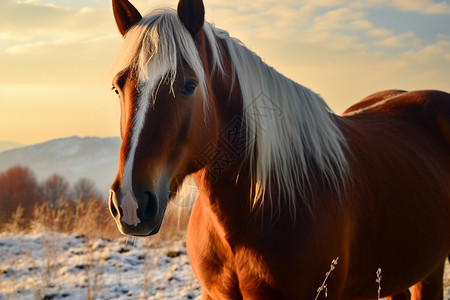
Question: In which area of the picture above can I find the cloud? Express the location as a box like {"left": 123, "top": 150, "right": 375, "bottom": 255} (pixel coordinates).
{"left": 312, "top": 7, "right": 367, "bottom": 31}
{"left": 201, "top": 1, "right": 449, "bottom": 114}
{"left": 403, "top": 38, "right": 450, "bottom": 61}
{"left": 0, "top": 34, "right": 120, "bottom": 85}
{"left": 389, "top": 0, "right": 450, "bottom": 14}
{"left": 208, "top": 1, "right": 445, "bottom": 58}
{"left": 375, "top": 32, "right": 422, "bottom": 48}
{"left": 368, "top": 28, "right": 393, "bottom": 38}
{"left": 322, "top": 0, "right": 450, "bottom": 15}
{"left": 263, "top": 4, "right": 316, "bottom": 28}
{"left": 0, "top": 0, "right": 112, "bottom": 35}
{"left": 4, "top": 40, "right": 47, "bottom": 53}
{"left": 0, "top": 0, "right": 72, "bottom": 33}
{"left": 349, "top": 19, "right": 373, "bottom": 30}
{"left": 0, "top": 0, "right": 119, "bottom": 79}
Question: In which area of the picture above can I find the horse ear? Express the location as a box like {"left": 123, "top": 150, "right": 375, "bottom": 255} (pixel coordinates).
{"left": 177, "top": 0, "right": 205, "bottom": 36}
{"left": 112, "top": 0, "right": 142, "bottom": 36}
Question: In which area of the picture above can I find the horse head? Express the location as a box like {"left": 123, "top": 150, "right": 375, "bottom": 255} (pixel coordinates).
{"left": 109, "top": 0, "right": 223, "bottom": 236}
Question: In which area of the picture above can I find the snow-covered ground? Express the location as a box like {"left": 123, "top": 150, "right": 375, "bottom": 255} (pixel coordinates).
{"left": 0, "top": 232, "right": 201, "bottom": 300}
{"left": 0, "top": 232, "right": 449, "bottom": 300}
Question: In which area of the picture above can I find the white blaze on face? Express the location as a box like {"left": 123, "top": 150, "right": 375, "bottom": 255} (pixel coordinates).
{"left": 119, "top": 83, "right": 151, "bottom": 226}
{"left": 120, "top": 191, "right": 141, "bottom": 226}
{"left": 119, "top": 64, "right": 168, "bottom": 227}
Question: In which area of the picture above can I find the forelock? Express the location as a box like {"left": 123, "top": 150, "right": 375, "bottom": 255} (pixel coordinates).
{"left": 112, "top": 8, "right": 209, "bottom": 102}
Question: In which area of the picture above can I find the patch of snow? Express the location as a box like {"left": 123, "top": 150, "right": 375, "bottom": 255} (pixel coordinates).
{"left": 0, "top": 232, "right": 201, "bottom": 300}
{"left": 0, "top": 232, "right": 448, "bottom": 299}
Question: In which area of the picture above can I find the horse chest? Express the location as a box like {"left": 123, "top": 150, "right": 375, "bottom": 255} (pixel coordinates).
{"left": 188, "top": 234, "right": 284, "bottom": 299}
{"left": 186, "top": 201, "right": 283, "bottom": 298}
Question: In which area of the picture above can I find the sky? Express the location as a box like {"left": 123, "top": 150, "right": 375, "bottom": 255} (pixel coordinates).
{"left": 0, "top": 0, "right": 449, "bottom": 145}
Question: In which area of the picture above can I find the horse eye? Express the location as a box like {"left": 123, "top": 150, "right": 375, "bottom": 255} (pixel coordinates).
{"left": 180, "top": 80, "right": 197, "bottom": 96}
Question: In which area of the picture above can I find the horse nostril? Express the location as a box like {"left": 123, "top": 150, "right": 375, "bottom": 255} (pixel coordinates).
{"left": 109, "top": 191, "right": 119, "bottom": 218}
{"left": 140, "top": 191, "right": 158, "bottom": 220}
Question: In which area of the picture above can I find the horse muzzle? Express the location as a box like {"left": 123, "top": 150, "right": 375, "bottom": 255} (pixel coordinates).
{"left": 109, "top": 186, "right": 166, "bottom": 236}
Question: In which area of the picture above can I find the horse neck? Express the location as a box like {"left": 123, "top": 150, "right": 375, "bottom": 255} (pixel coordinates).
{"left": 196, "top": 29, "right": 348, "bottom": 236}
{"left": 197, "top": 77, "right": 306, "bottom": 235}
{"left": 197, "top": 143, "right": 319, "bottom": 241}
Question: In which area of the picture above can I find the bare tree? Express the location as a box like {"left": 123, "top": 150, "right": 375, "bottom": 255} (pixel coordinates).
{"left": 72, "top": 178, "right": 102, "bottom": 202}
{"left": 41, "top": 174, "right": 70, "bottom": 206}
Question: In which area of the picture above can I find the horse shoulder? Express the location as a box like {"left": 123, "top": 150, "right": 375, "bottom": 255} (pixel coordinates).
{"left": 186, "top": 189, "right": 242, "bottom": 299}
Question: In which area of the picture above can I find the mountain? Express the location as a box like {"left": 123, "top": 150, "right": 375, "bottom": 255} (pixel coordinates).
{"left": 0, "top": 136, "right": 121, "bottom": 195}
{"left": 0, "top": 141, "right": 25, "bottom": 152}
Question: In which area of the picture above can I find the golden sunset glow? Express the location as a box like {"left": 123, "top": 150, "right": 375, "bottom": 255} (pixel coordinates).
{"left": 1, "top": 0, "right": 449, "bottom": 145}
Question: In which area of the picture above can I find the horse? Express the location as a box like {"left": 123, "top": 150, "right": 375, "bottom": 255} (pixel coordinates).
{"left": 108, "top": 0, "right": 450, "bottom": 299}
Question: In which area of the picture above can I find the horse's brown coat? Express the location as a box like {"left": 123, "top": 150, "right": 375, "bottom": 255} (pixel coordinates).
{"left": 109, "top": 1, "right": 450, "bottom": 299}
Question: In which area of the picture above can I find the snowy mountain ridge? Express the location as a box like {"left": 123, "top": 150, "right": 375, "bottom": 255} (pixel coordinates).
{"left": 0, "top": 141, "right": 25, "bottom": 152}
{"left": 0, "top": 136, "right": 121, "bottom": 194}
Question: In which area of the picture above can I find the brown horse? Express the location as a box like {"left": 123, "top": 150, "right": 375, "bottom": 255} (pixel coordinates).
{"left": 108, "top": 0, "right": 450, "bottom": 299}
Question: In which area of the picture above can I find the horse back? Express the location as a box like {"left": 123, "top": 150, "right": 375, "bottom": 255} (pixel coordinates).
{"left": 343, "top": 89, "right": 407, "bottom": 114}
{"left": 342, "top": 89, "right": 450, "bottom": 210}
{"left": 343, "top": 89, "right": 450, "bottom": 149}
{"left": 339, "top": 90, "right": 450, "bottom": 298}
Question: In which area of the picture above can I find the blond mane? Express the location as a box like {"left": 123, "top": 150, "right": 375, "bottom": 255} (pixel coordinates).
{"left": 112, "top": 8, "right": 349, "bottom": 218}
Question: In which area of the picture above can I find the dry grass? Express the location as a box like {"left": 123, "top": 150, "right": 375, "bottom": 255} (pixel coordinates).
{"left": 1, "top": 199, "right": 448, "bottom": 300}
{"left": 0, "top": 198, "right": 118, "bottom": 238}
{"left": 30, "top": 199, "right": 122, "bottom": 239}
{"left": 82, "top": 239, "right": 106, "bottom": 300}
{"left": 0, "top": 198, "right": 191, "bottom": 241}
{"left": 376, "top": 268, "right": 382, "bottom": 300}
{"left": 315, "top": 257, "right": 339, "bottom": 299}
{"left": 0, "top": 198, "right": 193, "bottom": 300}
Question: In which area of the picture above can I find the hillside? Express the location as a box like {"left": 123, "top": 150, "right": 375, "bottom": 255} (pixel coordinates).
{"left": 0, "top": 141, "right": 25, "bottom": 152}
{"left": 0, "top": 136, "right": 121, "bottom": 194}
